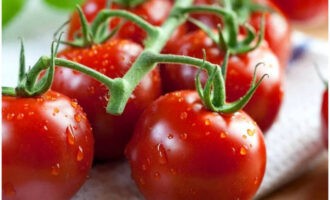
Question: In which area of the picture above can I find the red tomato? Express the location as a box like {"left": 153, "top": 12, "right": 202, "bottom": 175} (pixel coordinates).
{"left": 51, "top": 39, "right": 162, "bottom": 161}
{"left": 270, "top": 0, "right": 328, "bottom": 24}
{"left": 126, "top": 91, "right": 266, "bottom": 200}
{"left": 67, "top": 0, "right": 172, "bottom": 44}
{"left": 180, "top": 0, "right": 291, "bottom": 68}
{"left": 161, "top": 30, "right": 283, "bottom": 132}
{"left": 2, "top": 91, "right": 94, "bottom": 200}
{"left": 321, "top": 89, "right": 328, "bottom": 148}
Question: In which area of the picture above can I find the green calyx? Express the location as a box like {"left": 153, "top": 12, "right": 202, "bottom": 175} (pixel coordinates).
{"left": 184, "top": 3, "right": 265, "bottom": 55}
{"left": 12, "top": 39, "right": 59, "bottom": 97}
{"left": 195, "top": 50, "right": 268, "bottom": 113}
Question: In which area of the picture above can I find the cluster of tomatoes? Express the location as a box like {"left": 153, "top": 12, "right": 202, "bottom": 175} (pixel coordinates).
{"left": 2, "top": 0, "right": 328, "bottom": 199}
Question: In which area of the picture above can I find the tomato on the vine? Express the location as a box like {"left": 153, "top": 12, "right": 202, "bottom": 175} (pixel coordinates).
{"left": 321, "top": 89, "right": 328, "bottom": 148}
{"left": 270, "top": 0, "right": 328, "bottom": 24}
{"left": 67, "top": 0, "right": 173, "bottom": 44}
{"left": 2, "top": 91, "right": 94, "bottom": 200}
{"left": 177, "top": 0, "right": 291, "bottom": 68}
{"left": 51, "top": 39, "right": 162, "bottom": 161}
{"left": 126, "top": 90, "right": 266, "bottom": 200}
{"left": 161, "top": 29, "right": 283, "bottom": 132}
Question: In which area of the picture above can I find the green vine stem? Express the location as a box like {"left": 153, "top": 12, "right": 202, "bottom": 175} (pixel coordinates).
{"left": 2, "top": 0, "right": 266, "bottom": 116}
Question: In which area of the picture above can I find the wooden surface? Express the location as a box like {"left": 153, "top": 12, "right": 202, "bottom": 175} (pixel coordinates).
{"left": 261, "top": 21, "right": 328, "bottom": 200}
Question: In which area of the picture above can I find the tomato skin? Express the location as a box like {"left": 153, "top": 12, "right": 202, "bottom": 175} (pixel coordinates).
{"left": 51, "top": 39, "right": 162, "bottom": 161}
{"left": 270, "top": 0, "right": 328, "bottom": 24}
{"left": 161, "top": 30, "right": 283, "bottom": 132}
{"left": 321, "top": 89, "right": 328, "bottom": 148}
{"left": 68, "top": 0, "right": 172, "bottom": 44}
{"left": 126, "top": 91, "right": 266, "bottom": 200}
{"left": 2, "top": 91, "right": 94, "bottom": 200}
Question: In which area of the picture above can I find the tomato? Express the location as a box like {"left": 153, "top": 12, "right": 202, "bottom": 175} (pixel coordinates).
{"left": 181, "top": 0, "right": 291, "bottom": 68}
{"left": 270, "top": 0, "right": 328, "bottom": 24}
{"left": 161, "top": 30, "right": 283, "bottom": 132}
{"left": 51, "top": 39, "right": 162, "bottom": 161}
{"left": 321, "top": 89, "right": 328, "bottom": 148}
{"left": 126, "top": 90, "right": 266, "bottom": 200}
{"left": 67, "top": 0, "right": 172, "bottom": 44}
{"left": 2, "top": 91, "right": 94, "bottom": 200}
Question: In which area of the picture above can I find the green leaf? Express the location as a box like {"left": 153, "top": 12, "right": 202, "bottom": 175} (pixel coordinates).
{"left": 2, "top": 0, "right": 26, "bottom": 27}
{"left": 43, "top": 0, "right": 84, "bottom": 10}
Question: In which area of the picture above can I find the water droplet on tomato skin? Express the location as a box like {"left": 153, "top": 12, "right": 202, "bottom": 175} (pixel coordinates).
{"left": 3, "top": 182, "right": 16, "bottom": 197}
{"left": 74, "top": 114, "right": 82, "bottom": 123}
{"left": 6, "top": 113, "right": 15, "bottom": 121}
{"left": 66, "top": 125, "right": 75, "bottom": 146}
{"left": 180, "top": 112, "right": 188, "bottom": 120}
{"left": 156, "top": 144, "right": 168, "bottom": 165}
{"left": 77, "top": 146, "right": 84, "bottom": 161}
{"left": 139, "top": 177, "right": 146, "bottom": 185}
{"left": 180, "top": 133, "right": 188, "bottom": 140}
{"left": 240, "top": 146, "right": 248, "bottom": 156}
{"left": 204, "top": 119, "right": 211, "bottom": 126}
{"left": 141, "top": 164, "right": 147, "bottom": 171}
{"left": 43, "top": 125, "right": 49, "bottom": 131}
{"left": 71, "top": 101, "right": 78, "bottom": 109}
{"left": 247, "top": 129, "right": 255, "bottom": 136}
{"left": 167, "top": 134, "right": 174, "bottom": 139}
{"left": 51, "top": 163, "right": 61, "bottom": 176}
{"left": 220, "top": 132, "right": 227, "bottom": 138}
{"left": 154, "top": 172, "right": 161, "bottom": 179}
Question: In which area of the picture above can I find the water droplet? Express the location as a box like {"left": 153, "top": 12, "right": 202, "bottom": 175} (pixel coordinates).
{"left": 154, "top": 172, "right": 161, "bottom": 179}
{"left": 254, "top": 177, "right": 259, "bottom": 185}
{"left": 156, "top": 144, "right": 168, "bottom": 165}
{"left": 139, "top": 177, "right": 146, "bottom": 185}
{"left": 16, "top": 113, "right": 24, "bottom": 120}
{"left": 28, "top": 111, "right": 35, "bottom": 116}
{"left": 178, "top": 97, "right": 184, "bottom": 102}
{"left": 205, "top": 131, "right": 211, "bottom": 136}
{"left": 180, "top": 133, "right": 188, "bottom": 140}
{"left": 220, "top": 132, "right": 227, "bottom": 138}
{"left": 6, "top": 113, "right": 15, "bottom": 121}
{"left": 204, "top": 119, "right": 211, "bottom": 126}
{"left": 180, "top": 112, "right": 188, "bottom": 120}
{"left": 141, "top": 164, "right": 147, "bottom": 171}
{"left": 37, "top": 97, "right": 44, "bottom": 102}
{"left": 242, "top": 135, "right": 247, "bottom": 139}
{"left": 191, "top": 123, "right": 196, "bottom": 127}
{"left": 66, "top": 125, "right": 75, "bottom": 146}
{"left": 88, "top": 86, "right": 95, "bottom": 94}
{"left": 74, "top": 114, "right": 82, "bottom": 122}
{"left": 168, "top": 134, "right": 174, "bottom": 139}
{"left": 3, "top": 182, "right": 16, "bottom": 197}
{"left": 247, "top": 129, "right": 255, "bottom": 136}
{"left": 240, "top": 146, "right": 248, "bottom": 155}
{"left": 71, "top": 101, "right": 78, "bottom": 109}
{"left": 51, "top": 163, "right": 60, "bottom": 176}
{"left": 23, "top": 104, "right": 29, "bottom": 110}
{"left": 77, "top": 146, "right": 84, "bottom": 161}
{"left": 43, "top": 125, "right": 48, "bottom": 131}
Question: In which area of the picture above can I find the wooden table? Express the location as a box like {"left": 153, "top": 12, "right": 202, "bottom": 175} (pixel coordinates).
{"left": 262, "top": 22, "right": 328, "bottom": 200}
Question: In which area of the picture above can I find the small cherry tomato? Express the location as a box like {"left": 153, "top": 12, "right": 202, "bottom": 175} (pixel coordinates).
{"left": 161, "top": 30, "right": 283, "bottom": 132}
{"left": 2, "top": 91, "right": 94, "bottom": 200}
{"left": 51, "top": 39, "right": 162, "bottom": 161}
{"left": 126, "top": 90, "right": 266, "bottom": 200}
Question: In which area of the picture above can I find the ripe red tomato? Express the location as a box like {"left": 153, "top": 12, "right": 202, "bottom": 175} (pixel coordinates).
{"left": 2, "top": 91, "right": 94, "bottom": 200}
{"left": 321, "top": 89, "right": 328, "bottom": 148}
{"left": 270, "top": 0, "right": 328, "bottom": 24}
{"left": 181, "top": 0, "right": 291, "bottom": 68}
{"left": 67, "top": 0, "right": 172, "bottom": 44}
{"left": 126, "top": 91, "right": 267, "bottom": 200}
{"left": 161, "top": 30, "right": 283, "bottom": 132}
{"left": 51, "top": 39, "right": 162, "bottom": 161}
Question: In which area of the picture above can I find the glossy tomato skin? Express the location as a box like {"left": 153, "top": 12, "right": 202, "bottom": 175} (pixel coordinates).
{"left": 51, "top": 39, "right": 162, "bottom": 161}
{"left": 68, "top": 0, "right": 172, "bottom": 44}
{"left": 183, "top": 0, "right": 291, "bottom": 68}
{"left": 270, "top": 0, "right": 328, "bottom": 24}
{"left": 161, "top": 30, "right": 283, "bottom": 132}
{"left": 2, "top": 91, "right": 94, "bottom": 200}
{"left": 126, "top": 91, "right": 266, "bottom": 200}
{"left": 321, "top": 89, "right": 328, "bottom": 148}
